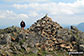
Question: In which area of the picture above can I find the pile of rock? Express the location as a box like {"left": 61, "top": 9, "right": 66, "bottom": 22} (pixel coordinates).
{"left": 0, "top": 15, "right": 84, "bottom": 56}
{"left": 29, "top": 15, "right": 62, "bottom": 33}
{"left": 28, "top": 15, "right": 84, "bottom": 52}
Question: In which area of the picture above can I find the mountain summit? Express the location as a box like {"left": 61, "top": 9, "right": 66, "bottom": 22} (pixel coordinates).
{"left": 0, "top": 16, "right": 84, "bottom": 56}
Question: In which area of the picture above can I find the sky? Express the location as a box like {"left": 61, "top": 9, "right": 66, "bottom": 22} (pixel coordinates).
{"left": 0, "top": 0, "right": 84, "bottom": 28}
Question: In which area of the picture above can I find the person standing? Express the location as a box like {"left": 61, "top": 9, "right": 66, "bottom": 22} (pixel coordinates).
{"left": 20, "top": 20, "right": 25, "bottom": 29}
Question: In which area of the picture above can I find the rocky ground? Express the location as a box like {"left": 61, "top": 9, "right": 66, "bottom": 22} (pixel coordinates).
{"left": 0, "top": 15, "right": 84, "bottom": 56}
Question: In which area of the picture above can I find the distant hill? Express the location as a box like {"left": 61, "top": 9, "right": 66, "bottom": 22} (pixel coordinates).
{"left": 76, "top": 23, "right": 84, "bottom": 32}
{"left": 63, "top": 23, "right": 84, "bottom": 32}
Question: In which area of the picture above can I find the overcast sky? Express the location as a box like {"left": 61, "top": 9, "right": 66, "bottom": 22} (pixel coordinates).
{"left": 0, "top": 0, "right": 84, "bottom": 28}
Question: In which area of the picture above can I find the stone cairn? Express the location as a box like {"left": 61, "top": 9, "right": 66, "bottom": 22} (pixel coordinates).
{"left": 28, "top": 15, "right": 74, "bottom": 52}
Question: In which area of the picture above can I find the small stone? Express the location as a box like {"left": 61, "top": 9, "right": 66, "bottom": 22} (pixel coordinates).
{"left": 49, "top": 48, "right": 53, "bottom": 51}
{"left": 60, "top": 44, "right": 66, "bottom": 48}
{"left": 46, "top": 54, "right": 53, "bottom": 56}
{"left": 11, "top": 36, "right": 15, "bottom": 41}
{"left": 32, "top": 48, "right": 38, "bottom": 54}
{"left": 36, "top": 23, "right": 40, "bottom": 27}
{"left": 65, "top": 45, "right": 71, "bottom": 49}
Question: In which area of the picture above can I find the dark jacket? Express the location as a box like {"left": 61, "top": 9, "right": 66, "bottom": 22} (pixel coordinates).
{"left": 20, "top": 21, "right": 25, "bottom": 27}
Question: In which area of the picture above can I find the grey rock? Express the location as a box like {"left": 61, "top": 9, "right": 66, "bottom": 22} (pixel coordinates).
{"left": 32, "top": 48, "right": 38, "bottom": 54}
{"left": 46, "top": 54, "right": 53, "bottom": 56}
{"left": 0, "top": 34, "right": 11, "bottom": 45}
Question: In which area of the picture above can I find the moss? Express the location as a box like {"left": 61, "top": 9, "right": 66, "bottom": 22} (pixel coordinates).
{"left": 27, "top": 53, "right": 37, "bottom": 56}
{"left": 14, "top": 54, "right": 24, "bottom": 56}
{"left": 37, "top": 49, "right": 48, "bottom": 56}
{"left": 20, "top": 48, "right": 25, "bottom": 53}
{"left": 19, "top": 39, "right": 26, "bottom": 45}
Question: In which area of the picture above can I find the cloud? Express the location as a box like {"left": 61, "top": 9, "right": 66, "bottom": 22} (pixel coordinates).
{"left": 13, "top": 3, "right": 75, "bottom": 15}
{"left": 0, "top": 10, "right": 39, "bottom": 19}
{"left": 19, "top": 14, "right": 28, "bottom": 19}
{"left": 13, "top": 4, "right": 28, "bottom": 9}
{"left": 1, "top": 0, "right": 84, "bottom": 26}
{"left": 0, "top": 10, "right": 29, "bottom": 19}
{"left": 0, "top": 10, "right": 40, "bottom": 25}
{"left": 28, "top": 11, "right": 39, "bottom": 17}
{"left": 4, "top": 0, "right": 48, "bottom": 2}
{"left": 0, "top": 15, "right": 5, "bottom": 18}
{"left": 13, "top": 0, "right": 84, "bottom": 15}
{"left": 11, "top": 0, "right": 84, "bottom": 25}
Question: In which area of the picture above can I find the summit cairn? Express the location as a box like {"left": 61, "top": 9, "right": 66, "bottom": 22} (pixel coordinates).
{"left": 29, "top": 15, "right": 62, "bottom": 34}
{"left": 28, "top": 15, "right": 66, "bottom": 51}
{"left": 28, "top": 15, "right": 84, "bottom": 52}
